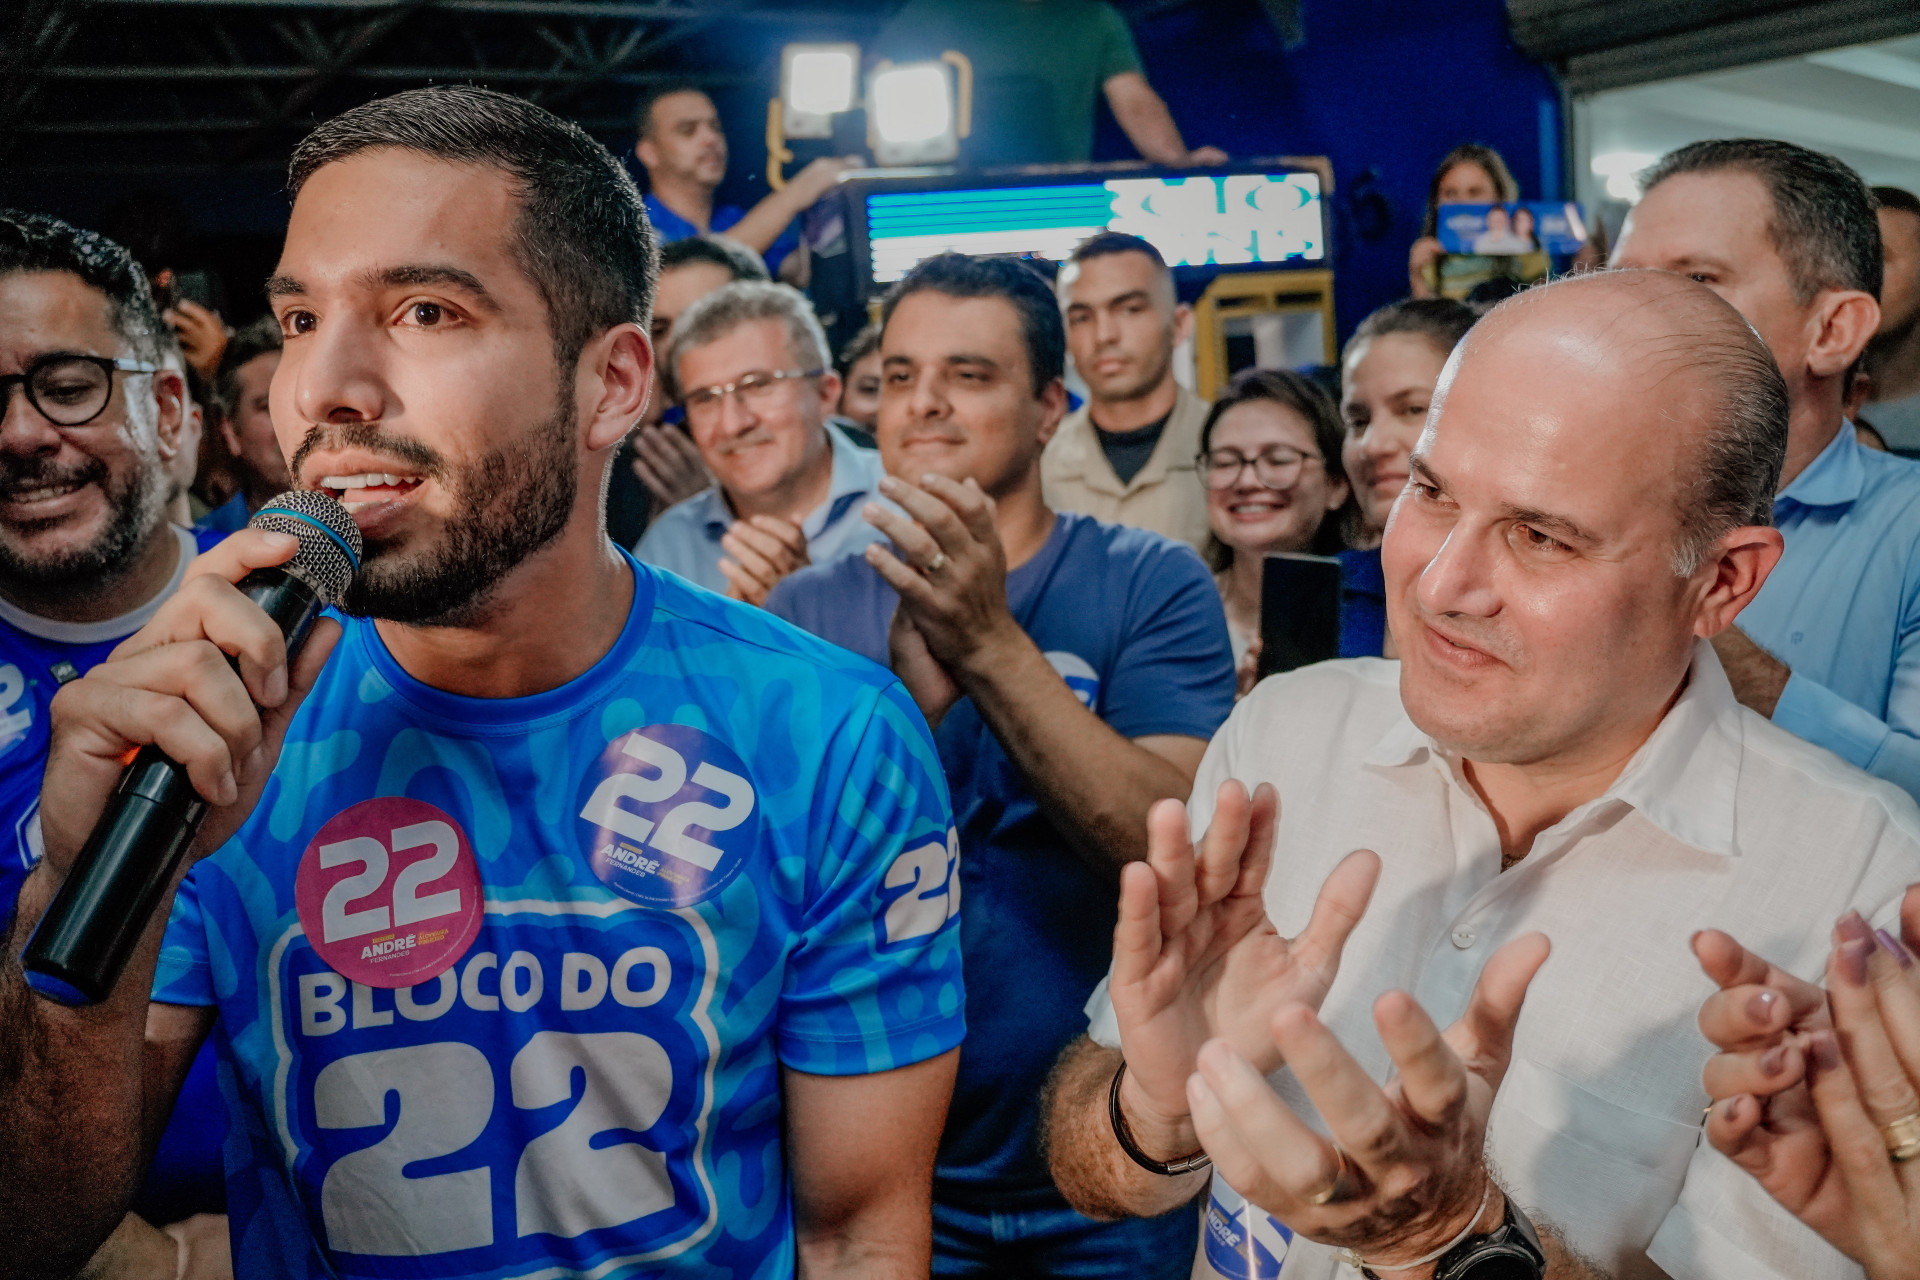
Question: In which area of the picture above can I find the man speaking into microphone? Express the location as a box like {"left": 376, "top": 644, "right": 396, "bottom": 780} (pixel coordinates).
{"left": 0, "top": 85, "right": 963, "bottom": 1280}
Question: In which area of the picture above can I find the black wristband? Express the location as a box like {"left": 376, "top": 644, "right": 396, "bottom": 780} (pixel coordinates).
{"left": 1108, "top": 1060, "right": 1213, "bottom": 1177}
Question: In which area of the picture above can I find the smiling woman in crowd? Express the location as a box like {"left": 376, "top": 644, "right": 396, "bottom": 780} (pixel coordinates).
{"left": 1338, "top": 297, "right": 1478, "bottom": 656}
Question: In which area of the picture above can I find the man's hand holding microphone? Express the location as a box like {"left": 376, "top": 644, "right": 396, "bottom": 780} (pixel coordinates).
{"left": 19, "top": 491, "right": 358, "bottom": 1007}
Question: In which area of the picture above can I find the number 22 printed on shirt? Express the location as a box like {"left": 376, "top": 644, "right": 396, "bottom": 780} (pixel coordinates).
{"left": 577, "top": 723, "right": 761, "bottom": 908}
{"left": 294, "top": 797, "right": 485, "bottom": 987}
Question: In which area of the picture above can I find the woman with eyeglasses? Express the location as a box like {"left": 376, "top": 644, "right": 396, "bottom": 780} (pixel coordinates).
{"left": 1197, "top": 368, "right": 1353, "bottom": 694}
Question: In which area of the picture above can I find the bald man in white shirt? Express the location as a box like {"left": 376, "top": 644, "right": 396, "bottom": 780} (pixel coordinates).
{"left": 1043, "top": 269, "right": 1920, "bottom": 1280}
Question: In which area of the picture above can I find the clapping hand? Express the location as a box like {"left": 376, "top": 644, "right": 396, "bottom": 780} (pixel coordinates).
{"left": 1108, "top": 780, "right": 1380, "bottom": 1150}
{"left": 863, "top": 473, "right": 1020, "bottom": 722}
{"left": 1697, "top": 891, "right": 1920, "bottom": 1279}
{"left": 631, "top": 423, "right": 712, "bottom": 509}
{"left": 164, "top": 299, "right": 229, "bottom": 382}
{"left": 718, "top": 515, "right": 808, "bottom": 606}
{"left": 1186, "top": 933, "right": 1549, "bottom": 1268}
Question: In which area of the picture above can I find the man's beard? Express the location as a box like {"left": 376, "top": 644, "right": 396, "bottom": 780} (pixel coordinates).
{"left": 301, "top": 401, "right": 579, "bottom": 628}
{"left": 0, "top": 452, "right": 167, "bottom": 591}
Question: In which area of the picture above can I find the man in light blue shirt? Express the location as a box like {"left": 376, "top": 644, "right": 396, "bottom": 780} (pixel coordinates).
{"left": 1616, "top": 138, "right": 1920, "bottom": 799}
{"left": 636, "top": 281, "right": 885, "bottom": 601}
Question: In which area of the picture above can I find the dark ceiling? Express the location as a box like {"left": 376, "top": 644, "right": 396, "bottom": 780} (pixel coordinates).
{"left": 0, "top": 0, "right": 1205, "bottom": 175}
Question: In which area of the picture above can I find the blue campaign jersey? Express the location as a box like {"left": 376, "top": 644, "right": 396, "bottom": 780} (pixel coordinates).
{"left": 643, "top": 194, "right": 797, "bottom": 279}
{"left": 769, "top": 513, "right": 1235, "bottom": 1207}
{"left": 0, "top": 523, "right": 230, "bottom": 1218}
{"left": 151, "top": 551, "right": 964, "bottom": 1279}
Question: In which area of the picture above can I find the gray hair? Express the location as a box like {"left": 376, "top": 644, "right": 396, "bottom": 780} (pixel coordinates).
{"left": 663, "top": 280, "right": 831, "bottom": 401}
{"left": 1668, "top": 319, "right": 1788, "bottom": 575}
{"left": 1479, "top": 270, "right": 1788, "bottom": 577}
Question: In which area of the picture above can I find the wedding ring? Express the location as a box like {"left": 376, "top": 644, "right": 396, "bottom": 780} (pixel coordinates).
{"left": 1307, "top": 1144, "right": 1350, "bottom": 1206}
{"left": 1885, "top": 1112, "right": 1920, "bottom": 1163}
{"left": 924, "top": 551, "right": 949, "bottom": 574}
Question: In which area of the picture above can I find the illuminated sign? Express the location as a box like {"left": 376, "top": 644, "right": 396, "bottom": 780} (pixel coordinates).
{"left": 864, "top": 172, "right": 1324, "bottom": 283}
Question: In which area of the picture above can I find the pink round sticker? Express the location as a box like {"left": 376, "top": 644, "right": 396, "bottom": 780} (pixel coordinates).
{"left": 293, "top": 797, "right": 484, "bottom": 989}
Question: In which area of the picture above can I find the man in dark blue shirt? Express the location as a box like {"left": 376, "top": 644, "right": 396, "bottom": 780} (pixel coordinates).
{"left": 769, "top": 253, "right": 1236, "bottom": 1276}
{"left": 633, "top": 85, "right": 855, "bottom": 284}
{"left": 0, "top": 208, "right": 229, "bottom": 1267}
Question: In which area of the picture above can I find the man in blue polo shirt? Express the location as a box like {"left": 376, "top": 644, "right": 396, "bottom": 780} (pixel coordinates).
{"left": 769, "top": 253, "right": 1235, "bottom": 1276}
{"left": 633, "top": 85, "right": 855, "bottom": 284}
{"left": 0, "top": 209, "right": 231, "bottom": 1266}
{"left": 637, "top": 280, "right": 885, "bottom": 602}
{"left": 1616, "top": 139, "right": 1920, "bottom": 803}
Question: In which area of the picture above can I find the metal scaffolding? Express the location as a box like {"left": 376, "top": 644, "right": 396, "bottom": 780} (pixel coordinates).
{"left": 0, "top": 0, "right": 873, "bottom": 171}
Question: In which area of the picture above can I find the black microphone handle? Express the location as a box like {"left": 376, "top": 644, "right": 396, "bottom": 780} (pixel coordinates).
{"left": 21, "top": 569, "right": 328, "bottom": 1006}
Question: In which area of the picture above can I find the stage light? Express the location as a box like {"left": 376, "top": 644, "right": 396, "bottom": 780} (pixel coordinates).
{"left": 868, "top": 54, "right": 971, "bottom": 166}
{"left": 781, "top": 42, "right": 858, "bottom": 139}
{"left": 872, "top": 63, "right": 951, "bottom": 146}
{"left": 1590, "top": 150, "right": 1657, "bottom": 202}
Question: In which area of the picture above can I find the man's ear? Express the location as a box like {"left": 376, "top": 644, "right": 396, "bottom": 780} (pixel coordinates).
{"left": 815, "top": 369, "right": 843, "bottom": 421}
{"left": 1172, "top": 302, "right": 1195, "bottom": 348}
{"left": 1806, "top": 289, "right": 1881, "bottom": 380}
{"left": 634, "top": 136, "right": 658, "bottom": 174}
{"left": 1034, "top": 378, "right": 1069, "bottom": 450}
{"left": 1694, "top": 524, "right": 1786, "bottom": 639}
{"left": 581, "top": 324, "right": 653, "bottom": 453}
{"left": 152, "top": 368, "right": 186, "bottom": 462}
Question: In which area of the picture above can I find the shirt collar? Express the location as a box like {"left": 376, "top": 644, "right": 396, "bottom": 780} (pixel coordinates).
{"left": 1777, "top": 421, "right": 1865, "bottom": 510}
{"left": 1361, "top": 638, "right": 1743, "bottom": 857}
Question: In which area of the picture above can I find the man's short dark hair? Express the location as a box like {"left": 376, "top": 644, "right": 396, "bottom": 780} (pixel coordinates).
{"left": 659, "top": 234, "right": 768, "bottom": 283}
{"left": 1641, "top": 139, "right": 1882, "bottom": 304}
{"left": 289, "top": 85, "right": 657, "bottom": 370}
{"left": 0, "top": 209, "right": 164, "bottom": 362}
{"left": 881, "top": 254, "right": 1064, "bottom": 395}
{"left": 635, "top": 83, "right": 711, "bottom": 141}
{"left": 1876, "top": 186, "right": 1920, "bottom": 220}
{"left": 214, "top": 315, "right": 283, "bottom": 419}
{"left": 1070, "top": 231, "right": 1167, "bottom": 271}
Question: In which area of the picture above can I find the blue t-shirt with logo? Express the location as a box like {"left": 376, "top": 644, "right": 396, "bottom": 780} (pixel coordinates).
{"left": 0, "top": 523, "right": 230, "bottom": 1221}
{"left": 150, "top": 552, "right": 964, "bottom": 1278}
{"left": 767, "top": 512, "right": 1235, "bottom": 1208}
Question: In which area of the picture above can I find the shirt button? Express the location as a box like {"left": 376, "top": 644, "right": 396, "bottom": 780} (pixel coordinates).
{"left": 1451, "top": 927, "right": 1476, "bottom": 950}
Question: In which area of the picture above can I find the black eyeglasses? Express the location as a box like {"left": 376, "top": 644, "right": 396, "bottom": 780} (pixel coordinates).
{"left": 1, "top": 354, "right": 158, "bottom": 427}
{"left": 1198, "top": 446, "right": 1323, "bottom": 492}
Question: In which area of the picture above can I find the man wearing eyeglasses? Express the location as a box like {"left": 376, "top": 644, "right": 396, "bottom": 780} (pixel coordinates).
{"left": 0, "top": 209, "right": 231, "bottom": 1274}
{"left": 635, "top": 279, "right": 885, "bottom": 603}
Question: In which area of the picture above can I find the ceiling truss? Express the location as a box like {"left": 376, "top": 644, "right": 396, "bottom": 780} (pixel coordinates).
{"left": 0, "top": 0, "right": 844, "bottom": 170}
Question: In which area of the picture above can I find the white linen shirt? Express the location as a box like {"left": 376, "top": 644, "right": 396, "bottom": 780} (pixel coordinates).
{"left": 1088, "top": 644, "right": 1920, "bottom": 1280}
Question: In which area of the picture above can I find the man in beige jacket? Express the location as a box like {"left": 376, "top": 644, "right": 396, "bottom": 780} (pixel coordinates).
{"left": 1044, "top": 233, "right": 1212, "bottom": 552}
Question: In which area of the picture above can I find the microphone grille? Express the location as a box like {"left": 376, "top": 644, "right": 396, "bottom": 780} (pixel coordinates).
{"left": 248, "top": 490, "right": 363, "bottom": 608}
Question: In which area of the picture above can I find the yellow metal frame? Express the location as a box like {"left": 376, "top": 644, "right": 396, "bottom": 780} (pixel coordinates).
{"left": 1191, "top": 268, "right": 1337, "bottom": 400}
{"left": 765, "top": 97, "right": 794, "bottom": 191}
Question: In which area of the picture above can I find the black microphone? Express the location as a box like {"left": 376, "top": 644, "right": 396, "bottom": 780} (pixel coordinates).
{"left": 22, "top": 490, "right": 361, "bottom": 1006}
